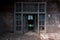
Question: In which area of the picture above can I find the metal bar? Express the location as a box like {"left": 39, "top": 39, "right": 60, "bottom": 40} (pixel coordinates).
{"left": 37, "top": 2, "right": 41, "bottom": 40}
{"left": 16, "top": 2, "right": 46, "bottom": 4}
{"left": 45, "top": 2, "right": 46, "bottom": 33}
{"left": 38, "top": 2, "right": 39, "bottom": 34}
{"left": 16, "top": 25, "right": 21, "bottom": 26}
{"left": 14, "top": 2, "right": 16, "bottom": 33}
{"left": 21, "top": 2, "right": 23, "bottom": 34}
{"left": 16, "top": 12, "right": 45, "bottom": 13}
{"left": 16, "top": 12, "right": 38, "bottom": 13}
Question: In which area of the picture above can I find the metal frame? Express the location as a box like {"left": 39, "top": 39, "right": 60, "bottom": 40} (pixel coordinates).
{"left": 45, "top": 2, "right": 47, "bottom": 33}
{"left": 21, "top": 2, "right": 23, "bottom": 34}
{"left": 37, "top": 2, "right": 39, "bottom": 34}
{"left": 14, "top": 2, "right": 16, "bottom": 33}
{"left": 16, "top": 2, "right": 46, "bottom": 4}
{"left": 16, "top": 12, "right": 45, "bottom": 14}
{"left": 14, "top": 2, "right": 46, "bottom": 33}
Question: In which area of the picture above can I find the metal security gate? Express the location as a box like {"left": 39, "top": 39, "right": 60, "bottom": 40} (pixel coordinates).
{"left": 14, "top": 2, "right": 46, "bottom": 34}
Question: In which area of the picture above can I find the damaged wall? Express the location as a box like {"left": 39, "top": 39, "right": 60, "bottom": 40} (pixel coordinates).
{"left": 3, "top": 12, "right": 14, "bottom": 33}
{"left": 3, "top": 4, "right": 14, "bottom": 33}
{"left": 46, "top": 2, "right": 60, "bottom": 33}
{"left": 0, "top": 2, "right": 14, "bottom": 34}
{"left": 0, "top": 1, "right": 60, "bottom": 34}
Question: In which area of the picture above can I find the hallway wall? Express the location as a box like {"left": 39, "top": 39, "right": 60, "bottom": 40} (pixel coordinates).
{"left": 0, "top": 2, "right": 14, "bottom": 35}
{"left": 46, "top": 2, "right": 60, "bottom": 33}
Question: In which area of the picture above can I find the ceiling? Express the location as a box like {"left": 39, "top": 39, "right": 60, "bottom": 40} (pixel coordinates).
{"left": 16, "top": 0, "right": 60, "bottom": 2}
{"left": 0, "top": 0, "right": 60, "bottom": 12}
{"left": 0, "top": 0, "right": 60, "bottom": 5}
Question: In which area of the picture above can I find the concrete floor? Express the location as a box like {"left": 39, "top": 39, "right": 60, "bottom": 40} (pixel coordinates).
{"left": 0, "top": 32, "right": 37, "bottom": 40}
{"left": 0, "top": 32, "right": 60, "bottom": 40}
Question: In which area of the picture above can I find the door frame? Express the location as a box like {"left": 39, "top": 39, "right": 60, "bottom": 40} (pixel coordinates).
{"left": 23, "top": 14, "right": 37, "bottom": 32}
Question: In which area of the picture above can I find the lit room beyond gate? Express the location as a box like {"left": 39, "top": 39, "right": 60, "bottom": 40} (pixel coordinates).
{"left": 23, "top": 14, "right": 37, "bottom": 33}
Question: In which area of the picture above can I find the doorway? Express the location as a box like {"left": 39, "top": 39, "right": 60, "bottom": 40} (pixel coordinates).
{"left": 23, "top": 14, "right": 37, "bottom": 33}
